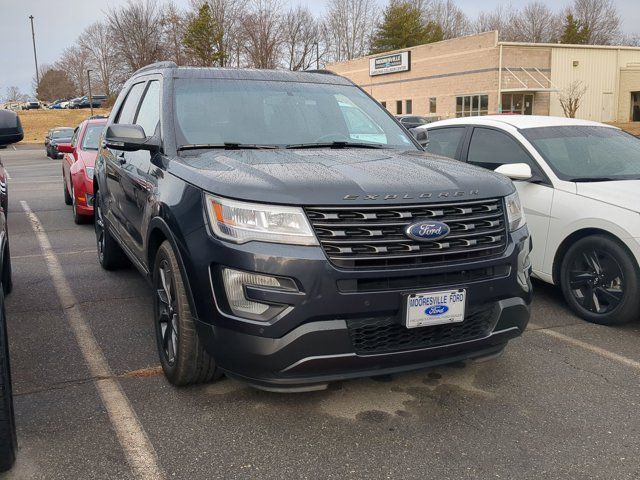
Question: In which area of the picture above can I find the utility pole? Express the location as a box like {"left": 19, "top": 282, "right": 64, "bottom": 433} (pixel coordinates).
{"left": 87, "top": 70, "right": 94, "bottom": 117}
{"left": 29, "top": 15, "right": 39, "bottom": 89}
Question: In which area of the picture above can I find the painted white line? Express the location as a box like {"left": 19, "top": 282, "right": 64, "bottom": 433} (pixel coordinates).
{"left": 11, "top": 145, "right": 16, "bottom": 151}
{"left": 529, "top": 323, "right": 640, "bottom": 371}
{"left": 20, "top": 200, "right": 165, "bottom": 480}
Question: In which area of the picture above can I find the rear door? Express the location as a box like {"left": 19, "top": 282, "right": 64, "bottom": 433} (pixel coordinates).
{"left": 463, "top": 126, "right": 554, "bottom": 274}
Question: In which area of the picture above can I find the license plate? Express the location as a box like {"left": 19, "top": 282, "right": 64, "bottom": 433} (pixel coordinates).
{"left": 405, "top": 289, "right": 466, "bottom": 329}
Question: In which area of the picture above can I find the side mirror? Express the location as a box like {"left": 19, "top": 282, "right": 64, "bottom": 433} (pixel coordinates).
{"left": 103, "top": 124, "right": 159, "bottom": 152}
{"left": 494, "top": 163, "right": 532, "bottom": 181}
{"left": 411, "top": 128, "right": 429, "bottom": 146}
{"left": 57, "top": 143, "right": 74, "bottom": 154}
{"left": 0, "top": 110, "right": 24, "bottom": 146}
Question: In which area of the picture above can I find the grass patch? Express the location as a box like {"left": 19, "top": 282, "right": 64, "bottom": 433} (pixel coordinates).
{"left": 18, "top": 108, "right": 111, "bottom": 144}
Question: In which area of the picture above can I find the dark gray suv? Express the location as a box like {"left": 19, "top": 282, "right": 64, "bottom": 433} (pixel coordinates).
{"left": 94, "top": 62, "right": 532, "bottom": 391}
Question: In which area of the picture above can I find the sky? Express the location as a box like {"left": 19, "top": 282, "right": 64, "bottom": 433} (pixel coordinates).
{"left": 1, "top": 0, "right": 639, "bottom": 96}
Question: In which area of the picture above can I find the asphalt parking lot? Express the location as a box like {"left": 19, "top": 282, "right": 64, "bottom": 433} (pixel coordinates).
{"left": 1, "top": 146, "right": 639, "bottom": 480}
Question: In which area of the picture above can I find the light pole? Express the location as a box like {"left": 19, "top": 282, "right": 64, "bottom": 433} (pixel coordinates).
{"left": 87, "top": 69, "right": 94, "bottom": 117}
{"left": 28, "top": 15, "right": 39, "bottom": 88}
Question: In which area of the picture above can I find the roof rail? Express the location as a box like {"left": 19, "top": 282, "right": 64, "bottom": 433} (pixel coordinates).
{"left": 133, "top": 61, "right": 178, "bottom": 76}
{"left": 305, "top": 69, "right": 337, "bottom": 75}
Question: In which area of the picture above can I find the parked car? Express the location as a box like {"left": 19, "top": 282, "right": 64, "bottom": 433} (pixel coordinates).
{"left": 45, "top": 127, "right": 74, "bottom": 159}
{"left": 395, "top": 115, "right": 435, "bottom": 130}
{"left": 69, "top": 96, "right": 105, "bottom": 109}
{"left": 420, "top": 115, "right": 640, "bottom": 325}
{"left": 0, "top": 109, "right": 21, "bottom": 473}
{"left": 21, "top": 100, "right": 40, "bottom": 110}
{"left": 48, "top": 99, "right": 67, "bottom": 110}
{"left": 59, "top": 117, "right": 106, "bottom": 223}
{"left": 94, "top": 63, "right": 531, "bottom": 391}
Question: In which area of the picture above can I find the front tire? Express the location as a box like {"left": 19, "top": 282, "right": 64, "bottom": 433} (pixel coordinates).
{"left": 0, "top": 290, "right": 17, "bottom": 472}
{"left": 71, "top": 184, "right": 87, "bottom": 225}
{"left": 560, "top": 235, "right": 640, "bottom": 325}
{"left": 94, "top": 189, "right": 128, "bottom": 270}
{"left": 153, "top": 241, "right": 220, "bottom": 386}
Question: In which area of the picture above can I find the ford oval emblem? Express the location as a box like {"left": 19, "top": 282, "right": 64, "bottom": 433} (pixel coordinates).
{"left": 425, "top": 305, "right": 449, "bottom": 316}
{"left": 405, "top": 221, "right": 450, "bottom": 242}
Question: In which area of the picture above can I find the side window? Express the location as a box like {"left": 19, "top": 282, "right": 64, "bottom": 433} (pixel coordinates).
{"left": 115, "top": 82, "right": 146, "bottom": 125}
{"left": 70, "top": 127, "right": 79, "bottom": 148}
{"left": 467, "top": 127, "right": 532, "bottom": 170}
{"left": 424, "top": 127, "right": 465, "bottom": 159}
{"left": 134, "top": 80, "right": 160, "bottom": 137}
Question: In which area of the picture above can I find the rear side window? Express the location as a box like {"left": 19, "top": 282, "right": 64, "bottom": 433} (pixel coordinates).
{"left": 134, "top": 81, "right": 160, "bottom": 137}
{"left": 116, "top": 82, "right": 145, "bottom": 124}
{"left": 467, "top": 127, "right": 532, "bottom": 170}
{"left": 425, "top": 127, "right": 465, "bottom": 159}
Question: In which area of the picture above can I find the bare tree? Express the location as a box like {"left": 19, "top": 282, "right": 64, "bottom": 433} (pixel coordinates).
{"left": 162, "top": 2, "right": 188, "bottom": 65}
{"left": 107, "top": 0, "right": 165, "bottom": 72}
{"left": 427, "top": 0, "right": 470, "bottom": 39}
{"left": 78, "top": 22, "right": 124, "bottom": 96}
{"left": 324, "top": 0, "right": 377, "bottom": 62}
{"left": 473, "top": 4, "right": 518, "bottom": 40}
{"left": 241, "top": 0, "right": 282, "bottom": 69}
{"left": 56, "top": 45, "right": 90, "bottom": 96}
{"left": 569, "top": 0, "right": 620, "bottom": 45}
{"left": 511, "top": 2, "right": 561, "bottom": 43}
{"left": 558, "top": 80, "right": 587, "bottom": 118}
{"left": 2, "top": 86, "right": 28, "bottom": 103}
{"left": 282, "top": 6, "right": 320, "bottom": 70}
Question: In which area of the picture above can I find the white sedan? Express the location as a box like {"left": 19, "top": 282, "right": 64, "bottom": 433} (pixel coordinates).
{"left": 418, "top": 115, "right": 640, "bottom": 325}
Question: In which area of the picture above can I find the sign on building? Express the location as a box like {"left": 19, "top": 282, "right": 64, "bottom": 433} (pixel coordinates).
{"left": 369, "top": 52, "right": 411, "bottom": 76}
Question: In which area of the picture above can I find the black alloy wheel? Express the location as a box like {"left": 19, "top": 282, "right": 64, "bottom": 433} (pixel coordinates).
{"left": 156, "top": 259, "right": 178, "bottom": 366}
{"left": 560, "top": 235, "right": 639, "bottom": 325}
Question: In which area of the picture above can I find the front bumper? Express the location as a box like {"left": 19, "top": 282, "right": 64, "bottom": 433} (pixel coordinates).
{"left": 184, "top": 225, "right": 532, "bottom": 390}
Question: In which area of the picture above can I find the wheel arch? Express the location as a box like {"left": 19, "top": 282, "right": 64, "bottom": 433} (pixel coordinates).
{"left": 552, "top": 228, "right": 639, "bottom": 284}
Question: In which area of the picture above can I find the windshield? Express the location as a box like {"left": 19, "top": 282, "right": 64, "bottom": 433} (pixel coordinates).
{"left": 52, "top": 129, "right": 73, "bottom": 139}
{"left": 523, "top": 126, "right": 640, "bottom": 181}
{"left": 173, "top": 78, "right": 416, "bottom": 149}
{"left": 81, "top": 124, "right": 105, "bottom": 150}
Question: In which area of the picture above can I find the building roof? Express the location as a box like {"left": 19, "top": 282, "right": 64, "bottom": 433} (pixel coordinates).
{"left": 425, "top": 115, "right": 617, "bottom": 130}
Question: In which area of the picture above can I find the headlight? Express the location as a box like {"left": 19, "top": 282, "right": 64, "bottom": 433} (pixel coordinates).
{"left": 85, "top": 167, "right": 94, "bottom": 180}
{"left": 505, "top": 191, "right": 526, "bottom": 231}
{"left": 205, "top": 194, "right": 318, "bottom": 245}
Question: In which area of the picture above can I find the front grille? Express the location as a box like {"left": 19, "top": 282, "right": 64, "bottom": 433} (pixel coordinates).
{"left": 336, "top": 264, "right": 511, "bottom": 292}
{"left": 305, "top": 198, "right": 507, "bottom": 269}
{"left": 347, "top": 305, "right": 497, "bottom": 355}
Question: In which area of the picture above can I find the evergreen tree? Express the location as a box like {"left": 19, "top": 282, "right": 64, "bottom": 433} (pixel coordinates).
{"left": 183, "top": 3, "right": 226, "bottom": 66}
{"left": 559, "top": 13, "right": 590, "bottom": 45}
{"left": 370, "top": 1, "right": 443, "bottom": 54}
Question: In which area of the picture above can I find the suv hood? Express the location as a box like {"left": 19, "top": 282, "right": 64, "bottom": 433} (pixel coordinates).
{"left": 169, "top": 149, "right": 514, "bottom": 205}
{"left": 576, "top": 180, "right": 640, "bottom": 213}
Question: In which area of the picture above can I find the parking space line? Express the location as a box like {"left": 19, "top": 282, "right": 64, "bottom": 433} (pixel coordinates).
{"left": 20, "top": 200, "right": 166, "bottom": 480}
{"left": 529, "top": 323, "right": 640, "bottom": 371}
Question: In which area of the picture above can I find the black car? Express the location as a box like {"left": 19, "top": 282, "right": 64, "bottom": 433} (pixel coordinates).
{"left": 70, "top": 95, "right": 105, "bottom": 109}
{"left": 45, "top": 127, "right": 74, "bottom": 159}
{"left": 94, "top": 63, "right": 532, "bottom": 391}
{"left": 0, "top": 110, "right": 20, "bottom": 472}
{"left": 396, "top": 115, "right": 437, "bottom": 130}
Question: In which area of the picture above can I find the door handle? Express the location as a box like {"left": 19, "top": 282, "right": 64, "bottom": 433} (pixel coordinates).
{"left": 117, "top": 152, "right": 126, "bottom": 165}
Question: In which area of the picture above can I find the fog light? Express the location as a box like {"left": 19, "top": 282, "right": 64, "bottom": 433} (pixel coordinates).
{"left": 221, "top": 268, "right": 294, "bottom": 318}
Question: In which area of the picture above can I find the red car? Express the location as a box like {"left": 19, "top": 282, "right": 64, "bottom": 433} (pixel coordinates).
{"left": 58, "top": 118, "right": 106, "bottom": 223}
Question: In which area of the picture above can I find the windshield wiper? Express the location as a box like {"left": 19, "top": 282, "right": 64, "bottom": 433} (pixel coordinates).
{"left": 178, "top": 142, "right": 279, "bottom": 151}
{"left": 285, "top": 141, "right": 386, "bottom": 149}
{"left": 569, "top": 177, "right": 616, "bottom": 182}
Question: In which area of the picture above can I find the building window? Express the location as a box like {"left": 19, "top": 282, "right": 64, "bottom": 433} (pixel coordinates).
{"left": 405, "top": 99, "right": 412, "bottom": 114}
{"left": 381, "top": 101, "right": 387, "bottom": 109}
{"left": 396, "top": 100, "right": 402, "bottom": 115}
{"left": 456, "top": 95, "right": 489, "bottom": 117}
{"left": 429, "top": 97, "right": 437, "bottom": 114}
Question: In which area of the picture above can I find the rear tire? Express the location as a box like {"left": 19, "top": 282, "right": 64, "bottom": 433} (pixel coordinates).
{"left": 560, "top": 235, "right": 640, "bottom": 325}
{"left": 153, "top": 241, "right": 220, "bottom": 386}
{"left": 2, "top": 242, "right": 12, "bottom": 296}
{"left": 94, "top": 189, "right": 128, "bottom": 270}
{"left": 0, "top": 289, "right": 17, "bottom": 472}
{"left": 63, "top": 180, "right": 72, "bottom": 206}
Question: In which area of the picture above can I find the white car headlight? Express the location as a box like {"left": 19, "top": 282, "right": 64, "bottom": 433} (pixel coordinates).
{"left": 205, "top": 194, "right": 318, "bottom": 245}
{"left": 505, "top": 191, "right": 526, "bottom": 231}
{"left": 85, "top": 167, "right": 94, "bottom": 180}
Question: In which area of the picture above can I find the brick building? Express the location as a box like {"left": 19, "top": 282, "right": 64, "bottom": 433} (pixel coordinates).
{"left": 328, "top": 31, "right": 640, "bottom": 123}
